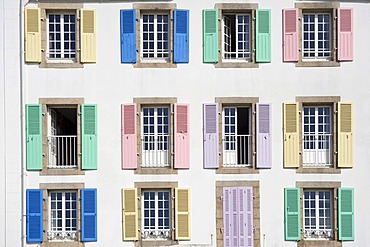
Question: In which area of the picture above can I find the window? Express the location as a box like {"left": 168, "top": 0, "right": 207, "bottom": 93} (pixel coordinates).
{"left": 203, "top": 3, "right": 271, "bottom": 67}
{"left": 283, "top": 3, "right": 353, "bottom": 66}
{"left": 203, "top": 98, "right": 272, "bottom": 172}
{"left": 120, "top": 4, "right": 189, "bottom": 66}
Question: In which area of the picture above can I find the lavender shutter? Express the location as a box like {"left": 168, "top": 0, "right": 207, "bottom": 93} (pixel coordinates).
{"left": 231, "top": 188, "right": 238, "bottom": 246}
{"left": 223, "top": 187, "right": 232, "bottom": 247}
{"left": 203, "top": 103, "right": 219, "bottom": 168}
{"left": 256, "top": 103, "right": 272, "bottom": 168}
{"left": 243, "top": 187, "right": 254, "bottom": 247}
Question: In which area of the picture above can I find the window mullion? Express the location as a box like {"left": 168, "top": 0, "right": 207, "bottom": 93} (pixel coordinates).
{"left": 154, "top": 15, "right": 158, "bottom": 58}
{"left": 155, "top": 192, "right": 159, "bottom": 232}
{"left": 60, "top": 15, "right": 65, "bottom": 57}
{"left": 315, "top": 191, "right": 320, "bottom": 231}
{"left": 314, "top": 15, "right": 319, "bottom": 58}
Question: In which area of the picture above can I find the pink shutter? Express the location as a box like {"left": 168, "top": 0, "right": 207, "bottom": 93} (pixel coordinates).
{"left": 338, "top": 8, "right": 353, "bottom": 61}
{"left": 203, "top": 103, "right": 219, "bottom": 169}
{"left": 283, "top": 9, "right": 298, "bottom": 62}
{"left": 223, "top": 187, "right": 232, "bottom": 247}
{"left": 175, "top": 103, "right": 189, "bottom": 168}
{"left": 256, "top": 103, "right": 272, "bottom": 168}
{"left": 121, "top": 104, "right": 137, "bottom": 169}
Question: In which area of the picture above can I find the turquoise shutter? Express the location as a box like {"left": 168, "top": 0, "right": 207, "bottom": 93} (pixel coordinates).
{"left": 26, "top": 104, "right": 43, "bottom": 170}
{"left": 82, "top": 104, "right": 97, "bottom": 170}
{"left": 81, "top": 188, "right": 97, "bottom": 241}
{"left": 284, "top": 188, "right": 301, "bottom": 241}
{"left": 338, "top": 188, "right": 354, "bottom": 241}
{"left": 120, "top": 9, "right": 136, "bottom": 63}
{"left": 26, "top": 189, "right": 43, "bottom": 243}
{"left": 174, "top": 9, "right": 189, "bottom": 63}
{"left": 203, "top": 9, "right": 218, "bottom": 63}
{"left": 256, "top": 9, "right": 271, "bottom": 62}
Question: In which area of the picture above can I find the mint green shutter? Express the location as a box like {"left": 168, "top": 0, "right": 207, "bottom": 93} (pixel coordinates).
{"left": 203, "top": 9, "right": 218, "bottom": 63}
{"left": 256, "top": 9, "right": 271, "bottom": 62}
{"left": 82, "top": 104, "right": 97, "bottom": 169}
{"left": 284, "top": 188, "right": 301, "bottom": 241}
{"left": 26, "top": 104, "right": 43, "bottom": 170}
{"left": 338, "top": 188, "right": 354, "bottom": 241}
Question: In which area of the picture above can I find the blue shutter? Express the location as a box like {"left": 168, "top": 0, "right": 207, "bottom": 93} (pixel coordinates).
{"left": 174, "top": 9, "right": 189, "bottom": 63}
{"left": 26, "top": 189, "right": 43, "bottom": 243}
{"left": 120, "top": 9, "right": 136, "bottom": 63}
{"left": 81, "top": 188, "right": 97, "bottom": 242}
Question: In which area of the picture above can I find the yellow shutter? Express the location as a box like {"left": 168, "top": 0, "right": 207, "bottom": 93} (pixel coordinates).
{"left": 283, "top": 102, "right": 299, "bottom": 168}
{"left": 175, "top": 188, "right": 191, "bottom": 240}
{"left": 80, "top": 9, "right": 96, "bottom": 63}
{"left": 122, "top": 188, "right": 138, "bottom": 240}
{"left": 338, "top": 102, "right": 354, "bottom": 168}
{"left": 25, "top": 8, "right": 41, "bottom": 62}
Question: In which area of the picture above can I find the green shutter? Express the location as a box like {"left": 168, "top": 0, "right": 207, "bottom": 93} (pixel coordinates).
{"left": 256, "top": 9, "right": 271, "bottom": 62}
{"left": 338, "top": 188, "right": 354, "bottom": 241}
{"left": 203, "top": 9, "right": 218, "bottom": 63}
{"left": 82, "top": 104, "right": 97, "bottom": 170}
{"left": 284, "top": 188, "right": 301, "bottom": 241}
{"left": 26, "top": 104, "right": 43, "bottom": 170}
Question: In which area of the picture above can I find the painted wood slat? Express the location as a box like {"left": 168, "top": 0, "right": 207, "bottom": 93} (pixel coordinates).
{"left": 283, "top": 103, "right": 299, "bottom": 168}
{"left": 82, "top": 104, "right": 97, "bottom": 170}
{"left": 120, "top": 9, "right": 136, "bottom": 63}
{"left": 121, "top": 104, "right": 137, "bottom": 169}
{"left": 256, "top": 103, "right": 272, "bottom": 168}
{"left": 338, "top": 8, "right": 353, "bottom": 61}
{"left": 174, "top": 9, "right": 189, "bottom": 63}
{"left": 81, "top": 9, "right": 96, "bottom": 63}
{"left": 26, "top": 104, "right": 43, "bottom": 170}
{"left": 122, "top": 188, "right": 138, "bottom": 240}
{"left": 175, "top": 188, "right": 191, "bottom": 240}
{"left": 203, "top": 103, "right": 219, "bottom": 168}
{"left": 283, "top": 9, "right": 298, "bottom": 62}
{"left": 256, "top": 9, "right": 271, "bottom": 62}
{"left": 203, "top": 9, "right": 218, "bottom": 63}
{"left": 223, "top": 187, "right": 232, "bottom": 247}
{"left": 81, "top": 188, "right": 97, "bottom": 242}
{"left": 338, "top": 188, "right": 354, "bottom": 240}
{"left": 338, "top": 102, "right": 353, "bottom": 168}
{"left": 25, "top": 8, "right": 41, "bottom": 62}
{"left": 26, "top": 189, "right": 43, "bottom": 242}
{"left": 175, "top": 104, "right": 190, "bottom": 168}
{"left": 284, "top": 188, "right": 301, "bottom": 241}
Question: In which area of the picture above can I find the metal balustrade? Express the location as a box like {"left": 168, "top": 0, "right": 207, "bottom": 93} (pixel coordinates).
{"left": 223, "top": 134, "right": 252, "bottom": 167}
{"left": 48, "top": 135, "right": 77, "bottom": 168}
{"left": 303, "top": 134, "right": 332, "bottom": 166}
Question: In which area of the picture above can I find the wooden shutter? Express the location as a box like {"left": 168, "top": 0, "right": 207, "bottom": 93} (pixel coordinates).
{"left": 121, "top": 104, "right": 137, "bottom": 169}
{"left": 283, "top": 9, "right": 298, "bottom": 62}
{"left": 174, "top": 9, "right": 189, "bottom": 63}
{"left": 256, "top": 9, "right": 271, "bottom": 63}
{"left": 283, "top": 103, "right": 299, "bottom": 168}
{"left": 175, "top": 104, "right": 190, "bottom": 169}
{"left": 26, "top": 189, "right": 43, "bottom": 243}
{"left": 26, "top": 104, "right": 43, "bottom": 170}
{"left": 175, "top": 188, "right": 191, "bottom": 240}
{"left": 338, "top": 102, "right": 353, "bottom": 168}
{"left": 203, "top": 103, "right": 219, "bottom": 168}
{"left": 82, "top": 104, "right": 97, "bottom": 169}
{"left": 25, "top": 8, "right": 41, "bottom": 62}
{"left": 337, "top": 8, "right": 353, "bottom": 61}
{"left": 203, "top": 9, "right": 218, "bottom": 63}
{"left": 338, "top": 188, "right": 354, "bottom": 240}
{"left": 122, "top": 188, "right": 138, "bottom": 240}
{"left": 81, "top": 9, "right": 96, "bottom": 63}
{"left": 81, "top": 188, "right": 97, "bottom": 242}
{"left": 256, "top": 103, "right": 272, "bottom": 168}
{"left": 242, "top": 187, "right": 254, "bottom": 247}
{"left": 223, "top": 187, "right": 232, "bottom": 247}
{"left": 120, "top": 9, "right": 136, "bottom": 63}
{"left": 284, "top": 188, "right": 301, "bottom": 241}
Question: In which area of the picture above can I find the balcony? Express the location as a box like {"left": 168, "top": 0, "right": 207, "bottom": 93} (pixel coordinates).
{"left": 223, "top": 134, "right": 252, "bottom": 167}
{"left": 48, "top": 135, "right": 78, "bottom": 168}
{"left": 141, "top": 134, "right": 170, "bottom": 167}
{"left": 303, "top": 134, "right": 332, "bottom": 166}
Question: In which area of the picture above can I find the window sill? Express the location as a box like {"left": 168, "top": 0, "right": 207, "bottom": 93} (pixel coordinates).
{"left": 135, "top": 167, "right": 178, "bottom": 175}
{"left": 41, "top": 241, "right": 83, "bottom": 247}
{"left": 40, "top": 168, "right": 85, "bottom": 176}
{"left": 216, "top": 167, "right": 259, "bottom": 174}
{"left": 298, "top": 239, "right": 341, "bottom": 247}
{"left": 39, "top": 61, "right": 84, "bottom": 69}
{"left": 134, "top": 62, "right": 177, "bottom": 68}
{"left": 295, "top": 60, "right": 340, "bottom": 68}
{"left": 135, "top": 240, "right": 178, "bottom": 247}
{"left": 296, "top": 167, "right": 341, "bottom": 174}
{"left": 215, "top": 62, "right": 259, "bottom": 68}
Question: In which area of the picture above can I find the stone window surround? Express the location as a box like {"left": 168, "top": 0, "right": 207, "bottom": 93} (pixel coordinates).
{"left": 296, "top": 181, "right": 342, "bottom": 247}
{"left": 39, "top": 182, "right": 85, "bottom": 247}
{"left": 39, "top": 98, "right": 85, "bottom": 176}
{"left": 215, "top": 97, "right": 259, "bottom": 174}
{"left": 216, "top": 181, "right": 260, "bottom": 247}
{"left": 134, "top": 181, "right": 179, "bottom": 247}
{"left": 295, "top": 96, "right": 341, "bottom": 174}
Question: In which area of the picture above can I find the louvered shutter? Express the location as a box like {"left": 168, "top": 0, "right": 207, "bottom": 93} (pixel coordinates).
{"left": 283, "top": 9, "right": 298, "bottom": 62}
{"left": 174, "top": 9, "right": 189, "bottom": 63}
{"left": 337, "top": 8, "right": 353, "bottom": 61}
{"left": 26, "top": 189, "right": 43, "bottom": 243}
{"left": 241, "top": 187, "right": 254, "bottom": 247}
{"left": 338, "top": 102, "right": 353, "bottom": 168}
{"left": 82, "top": 104, "right": 97, "bottom": 169}
{"left": 121, "top": 104, "right": 137, "bottom": 169}
{"left": 338, "top": 188, "right": 354, "bottom": 240}
{"left": 175, "top": 104, "right": 190, "bottom": 169}
{"left": 81, "top": 9, "right": 96, "bottom": 63}
{"left": 256, "top": 9, "right": 271, "bottom": 62}
{"left": 81, "top": 188, "right": 97, "bottom": 241}
{"left": 120, "top": 9, "right": 136, "bottom": 63}
{"left": 25, "top": 8, "right": 41, "bottom": 62}
{"left": 122, "top": 188, "right": 138, "bottom": 240}
{"left": 223, "top": 187, "right": 232, "bottom": 247}
{"left": 284, "top": 188, "right": 301, "bottom": 241}
{"left": 176, "top": 188, "right": 191, "bottom": 240}
{"left": 203, "top": 9, "right": 218, "bottom": 63}
{"left": 283, "top": 103, "right": 299, "bottom": 168}
{"left": 256, "top": 103, "right": 271, "bottom": 168}
{"left": 203, "top": 103, "right": 219, "bottom": 168}
{"left": 26, "top": 104, "right": 43, "bottom": 170}
{"left": 231, "top": 188, "right": 238, "bottom": 245}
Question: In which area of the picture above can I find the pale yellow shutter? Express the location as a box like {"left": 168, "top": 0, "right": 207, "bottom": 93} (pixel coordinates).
{"left": 122, "top": 188, "right": 138, "bottom": 240}
{"left": 283, "top": 102, "right": 299, "bottom": 168}
{"left": 338, "top": 102, "right": 354, "bottom": 168}
{"left": 25, "top": 8, "right": 41, "bottom": 62}
{"left": 80, "top": 9, "right": 96, "bottom": 63}
{"left": 175, "top": 188, "right": 191, "bottom": 240}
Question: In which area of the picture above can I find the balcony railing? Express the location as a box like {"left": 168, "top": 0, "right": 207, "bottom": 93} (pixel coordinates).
{"left": 141, "top": 134, "right": 170, "bottom": 167}
{"left": 223, "top": 134, "right": 252, "bottom": 167}
{"left": 304, "top": 229, "right": 333, "bottom": 239}
{"left": 303, "top": 134, "right": 332, "bottom": 166}
{"left": 47, "top": 230, "right": 78, "bottom": 241}
{"left": 48, "top": 135, "right": 78, "bottom": 168}
{"left": 141, "top": 229, "right": 171, "bottom": 240}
